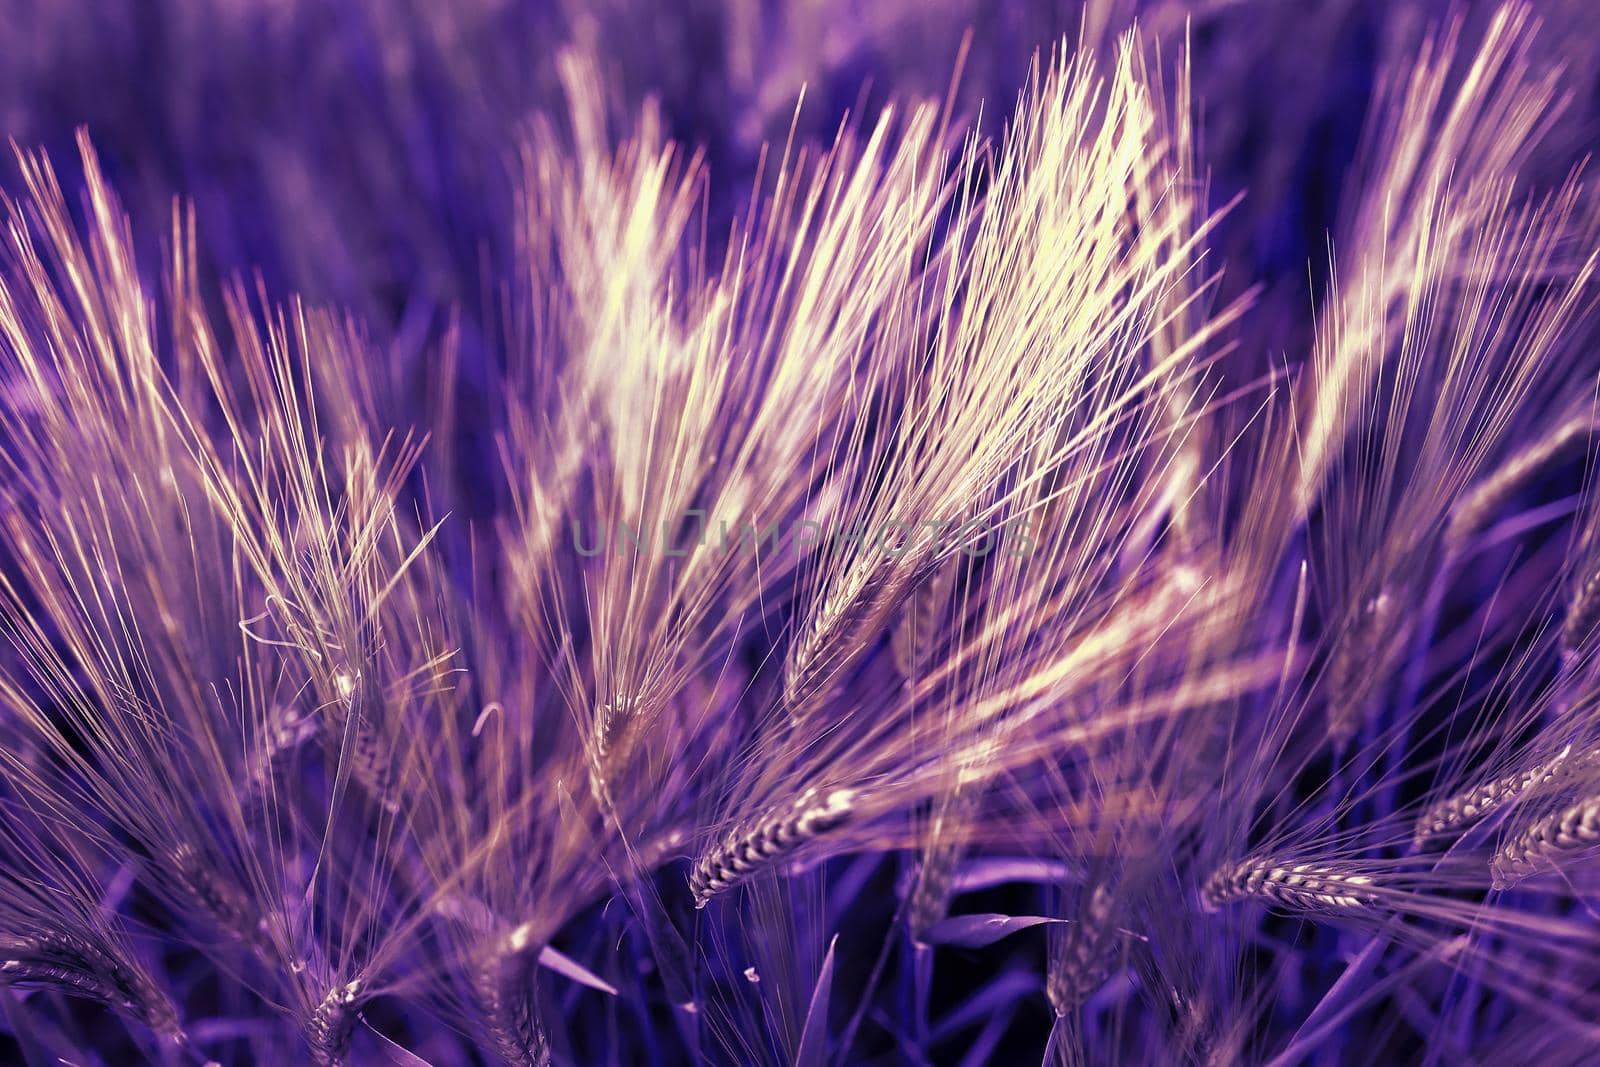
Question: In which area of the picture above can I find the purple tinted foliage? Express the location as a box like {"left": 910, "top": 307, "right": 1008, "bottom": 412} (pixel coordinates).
{"left": 2, "top": 2, "right": 1600, "bottom": 1065}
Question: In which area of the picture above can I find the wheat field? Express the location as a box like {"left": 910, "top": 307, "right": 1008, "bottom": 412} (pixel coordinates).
{"left": 3, "top": 1, "right": 1600, "bottom": 1064}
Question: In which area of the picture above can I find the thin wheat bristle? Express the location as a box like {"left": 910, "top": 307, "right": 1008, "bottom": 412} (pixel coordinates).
{"left": 691, "top": 787, "right": 856, "bottom": 907}
{"left": 1201, "top": 857, "right": 1380, "bottom": 914}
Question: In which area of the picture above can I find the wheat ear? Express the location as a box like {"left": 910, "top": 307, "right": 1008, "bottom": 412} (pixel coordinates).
{"left": 907, "top": 836, "right": 964, "bottom": 946}
{"left": 1, "top": 929, "right": 181, "bottom": 1041}
{"left": 169, "top": 843, "right": 270, "bottom": 952}
{"left": 1413, "top": 744, "right": 1580, "bottom": 847}
{"left": 891, "top": 555, "right": 960, "bottom": 684}
{"left": 1201, "top": 857, "right": 1379, "bottom": 914}
{"left": 787, "top": 556, "right": 929, "bottom": 718}
{"left": 691, "top": 787, "right": 857, "bottom": 907}
{"left": 907, "top": 770, "right": 981, "bottom": 944}
{"left": 1047, "top": 883, "right": 1120, "bottom": 1015}
{"left": 1326, "top": 590, "right": 1399, "bottom": 745}
{"left": 472, "top": 923, "right": 552, "bottom": 1067}
{"left": 244, "top": 703, "right": 319, "bottom": 799}
{"left": 307, "top": 979, "right": 364, "bottom": 1067}
{"left": 1492, "top": 793, "right": 1600, "bottom": 889}
{"left": 334, "top": 682, "right": 400, "bottom": 814}
{"left": 1446, "top": 413, "right": 1596, "bottom": 551}
{"left": 1564, "top": 569, "right": 1600, "bottom": 669}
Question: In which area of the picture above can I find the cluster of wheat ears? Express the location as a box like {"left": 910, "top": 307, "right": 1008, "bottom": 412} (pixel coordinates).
{"left": 5, "top": 1, "right": 1600, "bottom": 1064}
